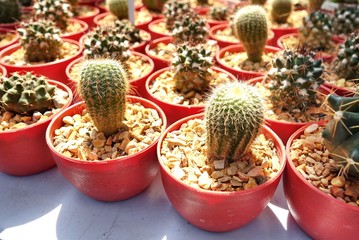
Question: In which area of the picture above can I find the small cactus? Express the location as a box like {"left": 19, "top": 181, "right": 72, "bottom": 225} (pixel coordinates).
{"left": 162, "top": 0, "right": 192, "bottom": 31}
{"left": 17, "top": 19, "right": 62, "bottom": 63}
{"left": 209, "top": 6, "right": 228, "bottom": 21}
{"left": 230, "top": 5, "right": 268, "bottom": 62}
{"left": 107, "top": 0, "right": 128, "bottom": 20}
{"left": 205, "top": 82, "right": 265, "bottom": 162}
{"left": 113, "top": 20, "right": 142, "bottom": 44}
{"left": 333, "top": 6, "right": 359, "bottom": 37}
{"left": 0, "top": 72, "right": 56, "bottom": 114}
{"left": 78, "top": 59, "right": 129, "bottom": 137}
{"left": 0, "top": 0, "right": 21, "bottom": 24}
{"left": 271, "top": 0, "right": 293, "bottom": 24}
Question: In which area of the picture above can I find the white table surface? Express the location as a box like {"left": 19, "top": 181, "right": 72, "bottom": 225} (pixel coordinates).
{"left": 0, "top": 168, "right": 311, "bottom": 240}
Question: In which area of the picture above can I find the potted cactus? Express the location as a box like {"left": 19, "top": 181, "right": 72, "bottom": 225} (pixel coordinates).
{"left": 46, "top": 58, "right": 167, "bottom": 201}
{"left": 157, "top": 81, "right": 286, "bottom": 232}
{"left": 0, "top": 0, "right": 21, "bottom": 29}
{"left": 332, "top": 6, "right": 359, "bottom": 39}
{"left": 0, "top": 71, "right": 73, "bottom": 176}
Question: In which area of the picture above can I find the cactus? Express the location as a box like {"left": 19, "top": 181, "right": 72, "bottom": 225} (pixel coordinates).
{"left": 333, "top": 6, "right": 359, "bottom": 36}
{"left": 205, "top": 82, "right": 265, "bottom": 162}
{"left": 162, "top": 0, "right": 192, "bottom": 31}
{"left": 0, "top": 0, "right": 21, "bottom": 24}
{"left": 19, "top": 0, "right": 33, "bottom": 7}
{"left": 0, "top": 72, "right": 56, "bottom": 114}
{"left": 33, "top": 0, "right": 74, "bottom": 31}
{"left": 142, "top": 0, "right": 168, "bottom": 13}
{"left": 172, "top": 44, "right": 213, "bottom": 95}
{"left": 271, "top": 0, "right": 293, "bottom": 24}
{"left": 332, "top": 33, "right": 359, "bottom": 81}
{"left": 230, "top": 5, "right": 268, "bottom": 62}
{"left": 266, "top": 49, "right": 324, "bottom": 113}
{"left": 77, "top": 59, "right": 129, "bottom": 137}
{"left": 17, "top": 19, "right": 62, "bottom": 63}
{"left": 113, "top": 20, "right": 142, "bottom": 44}
{"left": 209, "top": 6, "right": 228, "bottom": 21}
{"left": 322, "top": 94, "right": 359, "bottom": 179}
{"left": 107, "top": 0, "right": 128, "bottom": 20}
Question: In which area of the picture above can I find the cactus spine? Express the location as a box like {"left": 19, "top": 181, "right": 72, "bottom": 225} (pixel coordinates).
{"left": 78, "top": 59, "right": 129, "bottom": 137}
{"left": 205, "top": 82, "right": 265, "bottom": 162}
{"left": 107, "top": 0, "right": 128, "bottom": 20}
{"left": 271, "top": 0, "right": 293, "bottom": 24}
{"left": 230, "top": 5, "right": 268, "bottom": 62}
{"left": 0, "top": 0, "right": 21, "bottom": 24}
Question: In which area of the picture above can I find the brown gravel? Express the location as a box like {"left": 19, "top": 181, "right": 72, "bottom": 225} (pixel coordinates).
{"left": 0, "top": 32, "right": 17, "bottom": 48}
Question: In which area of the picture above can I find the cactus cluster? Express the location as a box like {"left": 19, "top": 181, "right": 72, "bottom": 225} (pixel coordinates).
{"left": 0, "top": 0, "right": 21, "bottom": 24}
{"left": 205, "top": 82, "right": 264, "bottom": 162}
{"left": 271, "top": 0, "right": 293, "bottom": 24}
{"left": 333, "top": 6, "right": 359, "bottom": 36}
{"left": 266, "top": 49, "right": 324, "bottom": 113}
{"left": 230, "top": 5, "right": 268, "bottom": 62}
{"left": 78, "top": 59, "right": 129, "bottom": 137}
{"left": 33, "top": 0, "right": 74, "bottom": 30}
{"left": 209, "top": 6, "right": 228, "bottom": 21}
{"left": 162, "top": 0, "right": 192, "bottom": 31}
{"left": 322, "top": 94, "right": 359, "bottom": 179}
{"left": 0, "top": 72, "right": 55, "bottom": 114}
{"left": 17, "top": 19, "right": 62, "bottom": 63}
{"left": 172, "top": 44, "right": 214, "bottom": 95}
{"left": 107, "top": 0, "right": 128, "bottom": 20}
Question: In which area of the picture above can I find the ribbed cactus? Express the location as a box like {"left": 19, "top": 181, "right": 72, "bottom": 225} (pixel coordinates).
{"left": 0, "top": 0, "right": 21, "bottom": 24}
{"left": 107, "top": 0, "right": 128, "bottom": 20}
{"left": 34, "top": 0, "right": 74, "bottom": 30}
{"left": 17, "top": 19, "right": 62, "bottom": 63}
{"left": 230, "top": 5, "right": 268, "bottom": 62}
{"left": 0, "top": 72, "right": 55, "bottom": 114}
{"left": 322, "top": 94, "right": 359, "bottom": 179}
{"left": 209, "top": 6, "right": 228, "bottom": 21}
{"left": 271, "top": 0, "right": 293, "bottom": 24}
{"left": 266, "top": 49, "right": 324, "bottom": 112}
{"left": 333, "top": 6, "right": 359, "bottom": 36}
{"left": 172, "top": 44, "right": 213, "bottom": 95}
{"left": 332, "top": 33, "right": 359, "bottom": 81}
{"left": 78, "top": 59, "right": 129, "bottom": 137}
{"left": 205, "top": 82, "right": 265, "bottom": 162}
{"left": 162, "top": 0, "right": 192, "bottom": 31}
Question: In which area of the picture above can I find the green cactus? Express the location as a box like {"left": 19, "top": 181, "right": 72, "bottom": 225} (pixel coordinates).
{"left": 17, "top": 19, "right": 62, "bottom": 63}
{"left": 0, "top": 0, "right": 21, "bottom": 24}
{"left": 162, "top": 0, "right": 192, "bottom": 31}
{"left": 78, "top": 59, "right": 129, "bottom": 137}
{"left": 322, "top": 94, "right": 359, "bottom": 179}
{"left": 172, "top": 44, "right": 214, "bottom": 95}
{"left": 266, "top": 49, "right": 324, "bottom": 113}
{"left": 33, "top": 0, "right": 74, "bottom": 30}
{"left": 209, "top": 6, "right": 228, "bottom": 21}
{"left": 271, "top": 0, "right": 293, "bottom": 24}
{"left": 332, "top": 33, "right": 359, "bottom": 81}
{"left": 0, "top": 72, "right": 56, "bottom": 114}
{"left": 333, "top": 7, "right": 359, "bottom": 36}
{"left": 113, "top": 20, "right": 142, "bottom": 44}
{"left": 107, "top": 0, "right": 128, "bottom": 20}
{"left": 142, "top": 0, "right": 168, "bottom": 13}
{"left": 230, "top": 5, "right": 268, "bottom": 62}
{"left": 249, "top": 0, "right": 267, "bottom": 5}
{"left": 205, "top": 82, "right": 265, "bottom": 162}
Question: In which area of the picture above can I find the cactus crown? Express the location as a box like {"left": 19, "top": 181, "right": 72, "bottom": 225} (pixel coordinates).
{"left": 205, "top": 82, "right": 265, "bottom": 163}
{"left": 230, "top": 5, "right": 268, "bottom": 62}
{"left": 271, "top": 0, "right": 293, "bottom": 24}
{"left": 0, "top": 0, "right": 21, "bottom": 24}
{"left": 0, "top": 72, "right": 56, "bottom": 114}
{"left": 266, "top": 49, "right": 324, "bottom": 113}
{"left": 172, "top": 43, "right": 214, "bottom": 94}
{"left": 333, "top": 6, "right": 359, "bottom": 37}
{"left": 113, "top": 20, "right": 142, "bottom": 44}
{"left": 17, "top": 19, "right": 62, "bottom": 63}
{"left": 78, "top": 59, "right": 129, "bottom": 137}
{"left": 34, "top": 0, "right": 74, "bottom": 30}
{"left": 209, "top": 6, "right": 228, "bottom": 21}
{"left": 107, "top": 0, "right": 128, "bottom": 20}
{"left": 162, "top": 0, "right": 192, "bottom": 31}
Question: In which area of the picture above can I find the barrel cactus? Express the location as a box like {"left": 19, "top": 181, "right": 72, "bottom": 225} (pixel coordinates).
{"left": 162, "top": 0, "right": 192, "bottom": 31}
{"left": 333, "top": 6, "right": 359, "bottom": 37}
{"left": 107, "top": 0, "right": 128, "bottom": 20}
{"left": 230, "top": 5, "right": 268, "bottom": 62}
{"left": 271, "top": 0, "right": 293, "bottom": 24}
{"left": 0, "top": 0, "right": 21, "bottom": 24}
{"left": 205, "top": 82, "right": 265, "bottom": 162}
{"left": 0, "top": 72, "right": 56, "bottom": 114}
{"left": 77, "top": 59, "right": 129, "bottom": 137}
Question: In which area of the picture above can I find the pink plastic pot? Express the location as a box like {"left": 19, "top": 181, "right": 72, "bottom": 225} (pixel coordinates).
{"left": 0, "top": 80, "right": 73, "bottom": 176}
{"left": 60, "top": 18, "right": 89, "bottom": 42}
{"left": 157, "top": 113, "right": 286, "bottom": 232}
{"left": 284, "top": 124, "right": 359, "bottom": 240}
{"left": 46, "top": 97, "right": 167, "bottom": 201}
{"left": 0, "top": 40, "right": 83, "bottom": 85}
{"left": 74, "top": 5, "right": 101, "bottom": 29}
{"left": 0, "top": 28, "right": 19, "bottom": 52}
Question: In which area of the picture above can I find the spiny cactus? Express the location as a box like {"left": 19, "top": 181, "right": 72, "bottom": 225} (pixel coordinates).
{"left": 322, "top": 94, "right": 359, "bottom": 179}
{"left": 209, "top": 6, "right": 228, "bottom": 21}
{"left": 333, "top": 6, "right": 359, "bottom": 36}
{"left": 78, "top": 59, "right": 129, "bottom": 137}
{"left": 266, "top": 49, "right": 324, "bottom": 113}
{"left": 17, "top": 19, "right": 62, "bottom": 63}
{"left": 0, "top": 0, "right": 21, "bottom": 24}
{"left": 107, "top": 0, "right": 128, "bottom": 20}
{"left": 34, "top": 0, "right": 74, "bottom": 30}
{"left": 332, "top": 33, "right": 359, "bottom": 81}
{"left": 0, "top": 72, "right": 56, "bottom": 114}
{"left": 113, "top": 20, "right": 142, "bottom": 44}
{"left": 172, "top": 44, "right": 213, "bottom": 95}
{"left": 162, "top": 0, "right": 192, "bottom": 31}
{"left": 271, "top": 0, "right": 293, "bottom": 24}
{"left": 205, "top": 82, "right": 265, "bottom": 162}
{"left": 230, "top": 5, "right": 268, "bottom": 62}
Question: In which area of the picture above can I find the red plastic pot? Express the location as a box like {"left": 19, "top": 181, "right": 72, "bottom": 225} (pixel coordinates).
{"left": 60, "top": 18, "right": 89, "bottom": 42}
{"left": 0, "top": 28, "right": 19, "bottom": 52}
{"left": 0, "top": 64, "right": 7, "bottom": 77}
{"left": 216, "top": 45, "right": 282, "bottom": 80}
{"left": 284, "top": 123, "right": 359, "bottom": 240}
{"left": 0, "top": 80, "right": 73, "bottom": 176}
{"left": 0, "top": 39, "right": 83, "bottom": 85}
{"left": 147, "top": 18, "right": 171, "bottom": 40}
{"left": 322, "top": 82, "right": 356, "bottom": 97}
{"left": 157, "top": 113, "right": 286, "bottom": 232}
{"left": 145, "top": 36, "right": 174, "bottom": 71}
{"left": 46, "top": 97, "right": 167, "bottom": 202}
{"left": 145, "top": 67, "right": 238, "bottom": 125}
{"left": 74, "top": 5, "right": 101, "bottom": 29}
